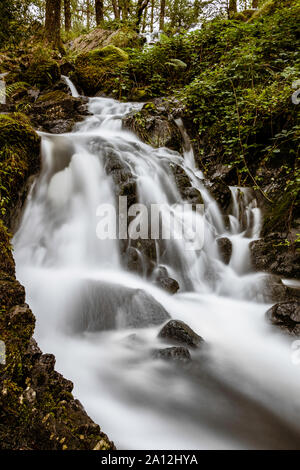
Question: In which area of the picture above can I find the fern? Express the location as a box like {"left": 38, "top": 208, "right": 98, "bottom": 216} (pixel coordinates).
{"left": 0, "top": 81, "right": 29, "bottom": 102}
{"left": 165, "top": 59, "right": 187, "bottom": 69}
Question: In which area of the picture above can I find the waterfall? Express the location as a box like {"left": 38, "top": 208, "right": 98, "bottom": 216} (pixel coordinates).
{"left": 13, "top": 85, "right": 300, "bottom": 449}
{"left": 61, "top": 74, "right": 80, "bottom": 98}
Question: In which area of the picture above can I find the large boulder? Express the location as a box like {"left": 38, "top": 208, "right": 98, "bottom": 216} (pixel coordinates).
{"left": 70, "top": 280, "right": 170, "bottom": 332}
{"left": 158, "top": 320, "right": 204, "bottom": 348}
{"left": 70, "top": 27, "right": 141, "bottom": 53}
{"left": 72, "top": 45, "right": 128, "bottom": 96}
{"left": 266, "top": 301, "right": 300, "bottom": 335}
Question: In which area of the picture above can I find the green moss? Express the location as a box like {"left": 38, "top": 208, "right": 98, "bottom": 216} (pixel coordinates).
{"left": 74, "top": 45, "right": 128, "bottom": 96}
{"left": 7, "top": 58, "right": 60, "bottom": 91}
{"left": 110, "top": 28, "right": 141, "bottom": 49}
{"left": 249, "top": 0, "right": 294, "bottom": 21}
{"left": 232, "top": 10, "right": 256, "bottom": 22}
{"left": 0, "top": 113, "right": 40, "bottom": 226}
{"left": 37, "top": 90, "right": 70, "bottom": 103}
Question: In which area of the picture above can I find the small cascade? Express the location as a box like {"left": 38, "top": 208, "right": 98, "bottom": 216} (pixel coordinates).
{"left": 13, "top": 81, "right": 300, "bottom": 450}
{"left": 61, "top": 74, "right": 80, "bottom": 97}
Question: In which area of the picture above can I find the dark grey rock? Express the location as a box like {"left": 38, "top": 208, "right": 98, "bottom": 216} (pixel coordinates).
{"left": 204, "top": 178, "right": 231, "bottom": 211}
{"left": 156, "top": 276, "right": 180, "bottom": 294}
{"left": 266, "top": 301, "right": 300, "bottom": 335}
{"left": 70, "top": 280, "right": 170, "bottom": 332}
{"left": 158, "top": 319, "right": 204, "bottom": 348}
{"left": 152, "top": 346, "right": 191, "bottom": 363}
{"left": 217, "top": 237, "right": 232, "bottom": 264}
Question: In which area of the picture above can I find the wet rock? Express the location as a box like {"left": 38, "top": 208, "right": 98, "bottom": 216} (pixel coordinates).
{"left": 266, "top": 301, "right": 300, "bottom": 335}
{"left": 250, "top": 233, "right": 300, "bottom": 279}
{"left": 169, "top": 163, "right": 203, "bottom": 205}
{"left": 156, "top": 276, "right": 180, "bottom": 294}
{"left": 29, "top": 90, "right": 89, "bottom": 134}
{"left": 154, "top": 267, "right": 180, "bottom": 294}
{"left": 217, "top": 237, "right": 232, "bottom": 264}
{"left": 204, "top": 178, "right": 231, "bottom": 211}
{"left": 71, "top": 280, "right": 170, "bottom": 332}
{"left": 123, "top": 101, "right": 183, "bottom": 152}
{"left": 126, "top": 247, "right": 144, "bottom": 275}
{"left": 261, "top": 275, "right": 294, "bottom": 303}
{"left": 102, "top": 147, "right": 158, "bottom": 273}
{"left": 152, "top": 346, "right": 191, "bottom": 363}
{"left": 158, "top": 320, "right": 204, "bottom": 348}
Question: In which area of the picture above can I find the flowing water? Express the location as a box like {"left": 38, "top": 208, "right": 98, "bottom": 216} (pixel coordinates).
{"left": 13, "top": 80, "right": 300, "bottom": 449}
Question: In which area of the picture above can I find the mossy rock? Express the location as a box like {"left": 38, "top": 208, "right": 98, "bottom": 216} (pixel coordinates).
{"left": 0, "top": 113, "right": 40, "bottom": 229}
{"left": 74, "top": 45, "right": 128, "bottom": 96}
{"left": 109, "top": 28, "right": 141, "bottom": 49}
{"left": 7, "top": 58, "right": 60, "bottom": 91}
{"left": 36, "top": 90, "right": 71, "bottom": 103}
{"left": 249, "top": 0, "right": 294, "bottom": 21}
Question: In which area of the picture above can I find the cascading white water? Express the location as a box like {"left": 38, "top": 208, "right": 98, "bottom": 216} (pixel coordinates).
{"left": 13, "top": 83, "right": 300, "bottom": 449}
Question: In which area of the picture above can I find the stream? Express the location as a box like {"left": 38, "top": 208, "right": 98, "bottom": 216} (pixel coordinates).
{"left": 13, "top": 80, "right": 300, "bottom": 449}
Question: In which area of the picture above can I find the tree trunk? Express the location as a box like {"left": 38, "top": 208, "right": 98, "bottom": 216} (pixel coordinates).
{"left": 142, "top": 4, "right": 148, "bottom": 32}
{"left": 45, "top": 0, "right": 61, "bottom": 49}
{"left": 64, "top": 0, "right": 71, "bottom": 31}
{"left": 228, "top": 0, "right": 237, "bottom": 17}
{"left": 112, "top": 0, "right": 120, "bottom": 19}
{"left": 136, "top": 0, "right": 150, "bottom": 31}
{"left": 150, "top": 0, "right": 154, "bottom": 33}
{"left": 87, "top": 0, "right": 90, "bottom": 28}
{"left": 120, "top": 0, "right": 130, "bottom": 20}
{"left": 252, "top": 0, "right": 259, "bottom": 8}
{"left": 95, "top": 0, "right": 104, "bottom": 25}
{"left": 159, "top": 0, "right": 165, "bottom": 31}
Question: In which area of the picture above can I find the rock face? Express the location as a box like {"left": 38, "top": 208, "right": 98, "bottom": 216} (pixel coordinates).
{"left": 152, "top": 346, "right": 191, "bottom": 363}
{"left": 158, "top": 320, "right": 204, "bottom": 348}
{"left": 123, "top": 100, "right": 183, "bottom": 151}
{"left": 0, "top": 114, "right": 114, "bottom": 450}
{"left": 250, "top": 234, "right": 300, "bottom": 279}
{"left": 266, "top": 301, "right": 300, "bottom": 335}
